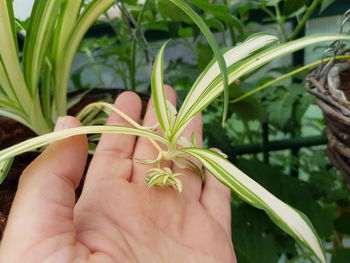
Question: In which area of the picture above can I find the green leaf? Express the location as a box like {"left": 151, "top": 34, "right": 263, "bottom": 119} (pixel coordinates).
{"left": 188, "top": 0, "right": 231, "bottom": 21}
{"left": 332, "top": 248, "right": 350, "bottom": 263}
{"left": 237, "top": 159, "right": 334, "bottom": 239}
{"left": 232, "top": 204, "right": 281, "bottom": 263}
{"left": 151, "top": 41, "right": 173, "bottom": 135}
{"left": 283, "top": 0, "right": 309, "bottom": 16}
{"left": 0, "top": 0, "right": 51, "bottom": 134}
{"left": 5, "top": 0, "right": 18, "bottom": 54}
{"left": 267, "top": 90, "right": 294, "bottom": 129}
{"left": 319, "top": 0, "right": 336, "bottom": 14}
{"left": 334, "top": 213, "right": 350, "bottom": 234}
{"left": 172, "top": 34, "right": 278, "bottom": 141}
{"left": 0, "top": 1, "right": 32, "bottom": 108}
{"left": 181, "top": 148, "right": 326, "bottom": 263}
{"left": 0, "top": 157, "right": 14, "bottom": 184}
{"left": 232, "top": 98, "right": 264, "bottom": 121}
{"left": 54, "top": 0, "right": 114, "bottom": 117}
{"left": 0, "top": 107, "right": 30, "bottom": 128}
{"left": 169, "top": 0, "right": 229, "bottom": 125}
{"left": 67, "top": 89, "right": 93, "bottom": 111}
{"left": 158, "top": 0, "right": 188, "bottom": 21}
{"left": 23, "top": 0, "right": 63, "bottom": 94}
{"left": 52, "top": 0, "right": 84, "bottom": 59}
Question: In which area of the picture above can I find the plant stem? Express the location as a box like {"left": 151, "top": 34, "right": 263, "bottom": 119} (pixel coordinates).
{"left": 229, "top": 55, "right": 350, "bottom": 104}
{"left": 118, "top": 0, "right": 152, "bottom": 91}
{"left": 77, "top": 102, "right": 164, "bottom": 153}
{"left": 242, "top": 120, "right": 258, "bottom": 160}
{"left": 274, "top": 4, "right": 288, "bottom": 41}
{"left": 287, "top": 0, "right": 321, "bottom": 41}
{"left": 223, "top": 0, "right": 236, "bottom": 46}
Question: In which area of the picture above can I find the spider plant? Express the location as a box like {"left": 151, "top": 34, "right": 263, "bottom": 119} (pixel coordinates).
{"left": 2, "top": 1, "right": 350, "bottom": 262}
{"left": 2, "top": 32, "right": 350, "bottom": 262}
{"left": 0, "top": 0, "right": 114, "bottom": 135}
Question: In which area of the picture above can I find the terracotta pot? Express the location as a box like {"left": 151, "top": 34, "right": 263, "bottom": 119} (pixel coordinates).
{"left": 306, "top": 61, "right": 350, "bottom": 189}
{"left": 0, "top": 89, "right": 149, "bottom": 239}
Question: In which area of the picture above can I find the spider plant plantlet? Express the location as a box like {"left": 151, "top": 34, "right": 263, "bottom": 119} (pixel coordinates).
{"left": 3, "top": 32, "right": 350, "bottom": 262}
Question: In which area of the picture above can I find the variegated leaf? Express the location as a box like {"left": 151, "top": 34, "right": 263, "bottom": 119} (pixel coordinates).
{"left": 0, "top": 126, "right": 168, "bottom": 166}
{"left": 172, "top": 34, "right": 350, "bottom": 141}
{"left": 0, "top": 157, "right": 14, "bottom": 184}
{"left": 182, "top": 148, "right": 326, "bottom": 263}
{"left": 151, "top": 41, "right": 173, "bottom": 135}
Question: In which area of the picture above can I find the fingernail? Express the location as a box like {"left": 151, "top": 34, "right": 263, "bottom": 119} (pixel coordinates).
{"left": 54, "top": 116, "right": 67, "bottom": 131}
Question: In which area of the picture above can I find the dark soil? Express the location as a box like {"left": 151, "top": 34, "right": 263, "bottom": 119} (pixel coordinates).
{"left": 0, "top": 89, "right": 150, "bottom": 240}
{"left": 0, "top": 119, "right": 37, "bottom": 239}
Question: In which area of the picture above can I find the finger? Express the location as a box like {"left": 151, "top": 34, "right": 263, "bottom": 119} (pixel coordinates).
{"left": 131, "top": 85, "right": 176, "bottom": 184}
{"left": 1, "top": 116, "right": 87, "bottom": 253}
{"left": 200, "top": 148, "right": 232, "bottom": 236}
{"left": 172, "top": 113, "right": 203, "bottom": 200}
{"left": 84, "top": 91, "right": 142, "bottom": 186}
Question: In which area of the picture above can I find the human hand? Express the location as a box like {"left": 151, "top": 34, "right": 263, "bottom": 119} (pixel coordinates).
{"left": 0, "top": 87, "right": 236, "bottom": 263}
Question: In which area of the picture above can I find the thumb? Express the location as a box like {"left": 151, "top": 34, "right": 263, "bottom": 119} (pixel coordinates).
{"left": 0, "top": 116, "right": 88, "bottom": 255}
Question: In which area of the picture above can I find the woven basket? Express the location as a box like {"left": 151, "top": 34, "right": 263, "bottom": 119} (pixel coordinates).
{"left": 305, "top": 60, "right": 350, "bottom": 188}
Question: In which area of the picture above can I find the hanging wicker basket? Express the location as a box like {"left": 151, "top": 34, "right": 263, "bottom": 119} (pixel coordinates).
{"left": 305, "top": 58, "right": 350, "bottom": 188}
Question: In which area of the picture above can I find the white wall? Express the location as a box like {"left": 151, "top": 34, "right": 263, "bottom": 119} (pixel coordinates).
{"left": 13, "top": 0, "right": 34, "bottom": 20}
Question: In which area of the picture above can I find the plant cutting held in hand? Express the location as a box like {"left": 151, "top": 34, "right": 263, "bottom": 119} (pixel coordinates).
{"left": 6, "top": 32, "right": 350, "bottom": 262}
{"left": 3, "top": 1, "right": 350, "bottom": 261}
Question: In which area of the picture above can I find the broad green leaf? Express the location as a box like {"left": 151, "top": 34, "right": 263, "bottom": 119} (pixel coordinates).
{"left": 181, "top": 148, "right": 326, "bottom": 263}
{"left": 238, "top": 159, "right": 333, "bottom": 239}
{"left": 54, "top": 0, "right": 114, "bottom": 117}
{"left": 169, "top": 0, "right": 229, "bottom": 125}
{"left": 0, "top": 157, "right": 14, "bottom": 184}
{"left": 172, "top": 34, "right": 277, "bottom": 141}
{"left": 0, "top": 126, "right": 168, "bottom": 166}
{"left": 151, "top": 42, "right": 173, "bottom": 136}
{"left": 23, "top": 0, "right": 63, "bottom": 94}
{"left": 233, "top": 204, "right": 281, "bottom": 263}
{"left": 173, "top": 33, "right": 350, "bottom": 141}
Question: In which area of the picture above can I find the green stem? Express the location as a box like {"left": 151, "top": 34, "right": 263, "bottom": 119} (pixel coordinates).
{"left": 261, "top": 6, "right": 276, "bottom": 20}
{"left": 332, "top": 230, "right": 344, "bottom": 248}
{"left": 223, "top": 0, "right": 236, "bottom": 45}
{"left": 287, "top": 0, "right": 321, "bottom": 41}
{"left": 243, "top": 120, "right": 254, "bottom": 144}
{"left": 274, "top": 4, "right": 288, "bottom": 41}
{"left": 229, "top": 55, "right": 350, "bottom": 104}
{"left": 242, "top": 120, "right": 258, "bottom": 160}
{"left": 182, "top": 37, "right": 197, "bottom": 53}
{"left": 127, "top": 0, "right": 150, "bottom": 91}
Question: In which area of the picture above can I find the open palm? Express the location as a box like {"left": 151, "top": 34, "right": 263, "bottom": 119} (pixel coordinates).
{"left": 0, "top": 88, "right": 236, "bottom": 263}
